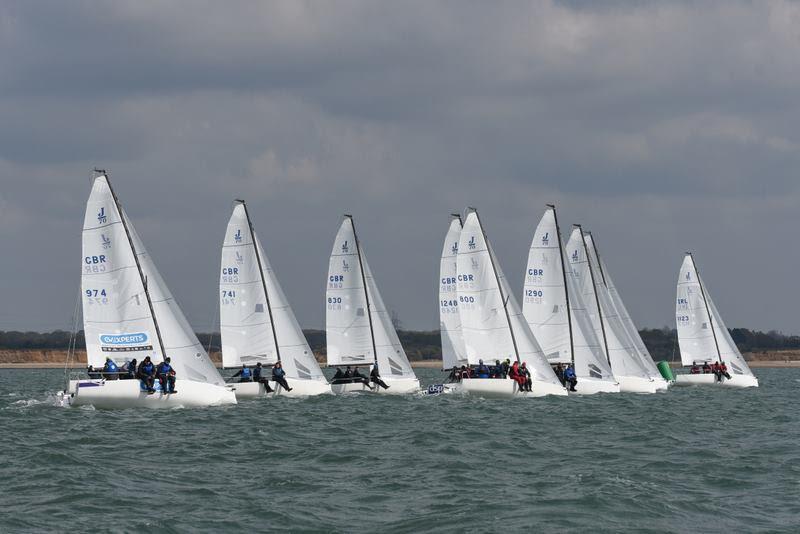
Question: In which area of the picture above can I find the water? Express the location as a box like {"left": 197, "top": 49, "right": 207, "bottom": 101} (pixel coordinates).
{"left": 0, "top": 368, "right": 798, "bottom": 533}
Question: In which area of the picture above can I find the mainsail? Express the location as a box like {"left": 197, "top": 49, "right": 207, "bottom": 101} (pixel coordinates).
{"left": 676, "top": 254, "right": 755, "bottom": 377}
{"left": 81, "top": 174, "right": 224, "bottom": 386}
{"left": 219, "top": 202, "right": 326, "bottom": 382}
{"left": 325, "top": 216, "right": 416, "bottom": 378}
{"left": 439, "top": 215, "right": 467, "bottom": 369}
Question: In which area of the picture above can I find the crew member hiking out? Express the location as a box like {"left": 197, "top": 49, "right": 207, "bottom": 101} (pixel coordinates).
{"left": 351, "top": 366, "right": 371, "bottom": 388}
{"left": 102, "top": 357, "right": 119, "bottom": 380}
{"left": 508, "top": 361, "right": 527, "bottom": 391}
{"left": 564, "top": 364, "right": 577, "bottom": 392}
{"left": 520, "top": 362, "right": 532, "bottom": 392}
{"left": 370, "top": 364, "right": 390, "bottom": 390}
{"left": 156, "top": 357, "right": 177, "bottom": 394}
{"left": 271, "top": 361, "right": 293, "bottom": 392}
{"left": 252, "top": 362, "right": 273, "bottom": 393}
{"left": 137, "top": 356, "right": 156, "bottom": 394}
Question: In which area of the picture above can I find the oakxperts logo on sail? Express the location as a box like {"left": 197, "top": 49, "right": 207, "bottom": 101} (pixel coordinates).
{"left": 100, "top": 332, "right": 153, "bottom": 352}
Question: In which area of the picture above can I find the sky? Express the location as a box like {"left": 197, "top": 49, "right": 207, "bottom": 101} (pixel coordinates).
{"left": 1, "top": 1, "right": 798, "bottom": 334}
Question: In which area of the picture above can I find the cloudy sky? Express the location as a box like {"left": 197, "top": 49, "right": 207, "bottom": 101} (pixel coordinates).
{"left": 1, "top": 1, "right": 798, "bottom": 334}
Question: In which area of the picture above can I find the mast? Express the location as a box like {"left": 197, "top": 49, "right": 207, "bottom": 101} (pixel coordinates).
{"left": 578, "top": 225, "right": 611, "bottom": 366}
{"left": 237, "top": 199, "right": 282, "bottom": 364}
{"left": 98, "top": 169, "right": 167, "bottom": 361}
{"left": 347, "top": 215, "right": 379, "bottom": 367}
{"left": 690, "top": 253, "right": 723, "bottom": 363}
{"left": 549, "top": 205, "right": 575, "bottom": 366}
{"left": 470, "top": 207, "right": 520, "bottom": 364}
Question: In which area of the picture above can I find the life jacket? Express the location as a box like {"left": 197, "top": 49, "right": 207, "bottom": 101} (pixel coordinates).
{"left": 159, "top": 363, "right": 172, "bottom": 374}
{"left": 142, "top": 362, "right": 154, "bottom": 374}
{"left": 252, "top": 367, "right": 262, "bottom": 379}
{"left": 241, "top": 367, "right": 252, "bottom": 379}
{"left": 273, "top": 366, "right": 285, "bottom": 378}
{"left": 105, "top": 360, "right": 118, "bottom": 372}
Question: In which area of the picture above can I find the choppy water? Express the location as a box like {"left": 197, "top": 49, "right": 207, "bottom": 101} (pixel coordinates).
{"left": 0, "top": 368, "right": 798, "bottom": 533}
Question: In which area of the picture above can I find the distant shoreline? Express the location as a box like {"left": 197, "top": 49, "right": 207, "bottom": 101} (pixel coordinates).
{"left": 2, "top": 360, "right": 799, "bottom": 369}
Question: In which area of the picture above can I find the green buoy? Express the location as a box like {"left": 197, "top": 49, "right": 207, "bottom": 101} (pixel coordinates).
{"left": 657, "top": 361, "right": 674, "bottom": 381}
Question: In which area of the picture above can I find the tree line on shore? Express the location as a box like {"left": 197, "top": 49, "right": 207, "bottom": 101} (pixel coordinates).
{"left": 1, "top": 328, "right": 799, "bottom": 361}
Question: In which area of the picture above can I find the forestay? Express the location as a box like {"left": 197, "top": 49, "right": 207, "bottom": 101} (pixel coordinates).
{"left": 439, "top": 215, "right": 467, "bottom": 369}
{"left": 82, "top": 175, "right": 224, "bottom": 386}
{"left": 522, "top": 207, "right": 572, "bottom": 364}
{"left": 583, "top": 233, "right": 651, "bottom": 379}
{"left": 220, "top": 204, "right": 326, "bottom": 381}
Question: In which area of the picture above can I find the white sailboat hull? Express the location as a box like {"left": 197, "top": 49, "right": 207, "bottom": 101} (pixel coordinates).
{"left": 617, "top": 375, "right": 659, "bottom": 394}
{"left": 230, "top": 378, "right": 332, "bottom": 399}
{"left": 461, "top": 378, "right": 567, "bottom": 398}
{"left": 59, "top": 379, "right": 237, "bottom": 409}
{"left": 653, "top": 377, "right": 671, "bottom": 391}
{"left": 570, "top": 378, "right": 621, "bottom": 395}
{"left": 331, "top": 377, "right": 421, "bottom": 395}
{"left": 674, "top": 373, "right": 759, "bottom": 388}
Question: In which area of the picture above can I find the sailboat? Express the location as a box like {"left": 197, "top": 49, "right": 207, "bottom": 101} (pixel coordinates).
{"left": 578, "top": 230, "right": 661, "bottom": 393}
{"left": 219, "top": 201, "right": 331, "bottom": 398}
{"left": 456, "top": 208, "right": 566, "bottom": 398}
{"left": 58, "top": 172, "right": 237, "bottom": 408}
{"left": 437, "top": 214, "right": 468, "bottom": 392}
{"left": 325, "top": 215, "right": 420, "bottom": 394}
{"left": 583, "top": 232, "right": 669, "bottom": 391}
{"left": 674, "top": 253, "right": 758, "bottom": 387}
{"left": 522, "top": 206, "right": 619, "bottom": 394}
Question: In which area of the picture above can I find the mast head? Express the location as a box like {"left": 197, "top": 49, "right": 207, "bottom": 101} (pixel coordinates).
{"left": 546, "top": 203, "right": 555, "bottom": 209}
{"left": 93, "top": 168, "right": 107, "bottom": 176}
{"left": 343, "top": 213, "right": 353, "bottom": 219}
{"left": 234, "top": 198, "right": 246, "bottom": 205}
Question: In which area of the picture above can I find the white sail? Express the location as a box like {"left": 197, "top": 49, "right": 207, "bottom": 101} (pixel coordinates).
{"left": 220, "top": 203, "right": 326, "bottom": 382}
{"left": 522, "top": 207, "right": 571, "bottom": 363}
{"left": 583, "top": 233, "right": 651, "bottom": 379}
{"left": 439, "top": 215, "right": 467, "bottom": 369}
{"left": 562, "top": 228, "right": 616, "bottom": 382}
{"left": 596, "top": 248, "right": 661, "bottom": 378}
{"left": 220, "top": 205, "right": 276, "bottom": 368}
{"left": 456, "top": 211, "right": 517, "bottom": 364}
{"left": 676, "top": 254, "right": 754, "bottom": 376}
{"left": 676, "top": 254, "right": 718, "bottom": 366}
{"left": 81, "top": 175, "right": 225, "bottom": 386}
{"left": 325, "top": 217, "right": 416, "bottom": 379}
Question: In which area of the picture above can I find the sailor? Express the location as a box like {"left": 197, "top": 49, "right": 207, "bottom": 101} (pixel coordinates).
{"left": 156, "top": 357, "right": 177, "bottom": 394}
{"left": 711, "top": 361, "right": 722, "bottom": 381}
{"left": 563, "top": 364, "right": 578, "bottom": 392}
{"left": 719, "top": 361, "right": 732, "bottom": 380}
{"left": 252, "top": 362, "right": 274, "bottom": 393}
{"left": 447, "top": 366, "right": 459, "bottom": 381}
{"left": 508, "top": 361, "right": 526, "bottom": 390}
{"left": 137, "top": 356, "right": 157, "bottom": 393}
{"left": 520, "top": 362, "right": 532, "bottom": 392}
{"left": 102, "top": 357, "right": 119, "bottom": 380}
{"left": 271, "top": 361, "right": 293, "bottom": 392}
{"left": 332, "top": 367, "right": 345, "bottom": 382}
{"left": 370, "top": 364, "right": 390, "bottom": 390}
{"left": 701, "top": 362, "right": 712, "bottom": 374}
{"left": 343, "top": 366, "right": 353, "bottom": 379}
{"left": 476, "top": 359, "right": 490, "bottom": 378}
{"left": 87, "top": 365, "right": 101, "bottom": 379}
{"left": 491, "top": 359, "right": 502, "bottom": 378}
{"left": 690, "top": 364, "right": 700, "bottom": 374}
{"left": 125, "top": 358, "right": 137, "bottom": 379}
{"left": 351, "top": 366, "right": 370, "bottom": 387}
{"left": 459, "top": 365, "right": 470, "bottom": 379}
{"left": 501, "top": 359, "right": 511, "bottom": 378}
{"left": 554, "top": 363, "right": 565, "bottom": 386}
{"left": 232, "top": 364, "right": 253, "bottom": 382}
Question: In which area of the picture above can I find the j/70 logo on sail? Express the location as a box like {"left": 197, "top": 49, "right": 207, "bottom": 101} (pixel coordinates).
{"left": 97, "top": 207, "right": 107, "bottom": 224}
{"left": 234, "top": 229, "right": 242, "bottom": 243}
{"left": 541, "top": 232, "right": 549, "bottom": 245}
{"left": 100, "top": 333, "right": 149, "bottom": 345}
